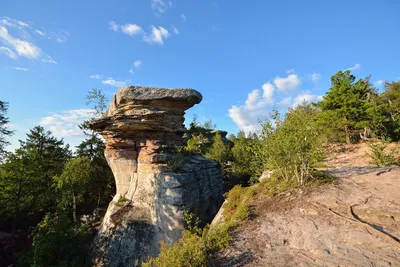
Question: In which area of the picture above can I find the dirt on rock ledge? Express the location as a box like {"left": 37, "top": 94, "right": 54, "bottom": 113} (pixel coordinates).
{"left": 216, "top": 165, "right": 400, "bottom": 266}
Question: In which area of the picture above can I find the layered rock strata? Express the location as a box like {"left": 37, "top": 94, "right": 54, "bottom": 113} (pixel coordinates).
{"left": 88, "top": 86, "right": 224, "bottom": 266}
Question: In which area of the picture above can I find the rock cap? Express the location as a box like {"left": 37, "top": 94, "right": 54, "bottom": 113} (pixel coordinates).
{"left": 105, "top": 86, "right": 202, "bottom": 117}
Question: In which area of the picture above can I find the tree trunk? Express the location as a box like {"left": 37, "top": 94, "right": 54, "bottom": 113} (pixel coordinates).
{"left": 72, "top": 189, "right": 76, "bottom": 222}
{"left": 344, "top": 117, "right": 351, "bottom": 144}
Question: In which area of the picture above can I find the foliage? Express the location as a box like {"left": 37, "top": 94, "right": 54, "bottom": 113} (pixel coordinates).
{"left": 54, "top": 157, "right": 91, "bottom": 221}
{"left": 259, "top": 105, "right": 325, "bottom": 186}
{"left": 205, "top": 132, "right": 232, "bottom": 165}
{"left": 143, "top": 185, "right": 255, "bottom": 267}
{"left": 368, "top": 141, "right": 399, "bottom": 166}
{"left": 0, "top": 101, "right": 14, "bottom": 159}
{"left": 0, "top": 126, "right": 70, "bottom": 227}
{"left": 18, "top": 213, "right": 88, "bottom": 267}
{"left": 318, "top": 70, "right": 377, "bottom": 144}
{"left": 76, "top": 88, "right": 114, "bottom": 209}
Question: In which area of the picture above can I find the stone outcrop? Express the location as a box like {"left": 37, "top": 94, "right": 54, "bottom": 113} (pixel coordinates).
{"left": 88, "top": 86, "right": 224, "bottom": 266}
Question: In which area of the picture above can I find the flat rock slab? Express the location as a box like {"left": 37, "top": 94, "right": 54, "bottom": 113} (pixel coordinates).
{"left": 216, "top": 167, "right": 400, "bottom": 267}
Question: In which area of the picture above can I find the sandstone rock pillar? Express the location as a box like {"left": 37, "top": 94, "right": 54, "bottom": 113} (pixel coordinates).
{"left": 88, "top": 86, "right": 224, "bottom": 266}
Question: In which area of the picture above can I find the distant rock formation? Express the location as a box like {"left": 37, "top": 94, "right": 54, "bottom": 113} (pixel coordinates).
{"left": 88, "top": 86, "right": 224, "bottom": 266}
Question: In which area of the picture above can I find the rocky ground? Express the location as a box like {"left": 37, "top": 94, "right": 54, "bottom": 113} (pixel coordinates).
{"left": 216, "top": 144, "right": 400, "bottom": 267}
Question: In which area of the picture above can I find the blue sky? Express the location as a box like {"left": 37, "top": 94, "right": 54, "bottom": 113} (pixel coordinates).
{"left": 1, "top": 0, "right": 399, "bottom": 151}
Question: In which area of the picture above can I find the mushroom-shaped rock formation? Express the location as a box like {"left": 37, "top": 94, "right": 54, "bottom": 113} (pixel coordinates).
{"left": 88, "top": 86, "right": 224, "bottom": 266}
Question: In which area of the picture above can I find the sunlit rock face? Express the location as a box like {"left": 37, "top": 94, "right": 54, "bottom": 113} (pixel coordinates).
{"left": 88, "top": 86, "right": 224, "bottom": 266}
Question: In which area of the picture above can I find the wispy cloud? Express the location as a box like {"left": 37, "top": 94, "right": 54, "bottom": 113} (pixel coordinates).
{"left": 101, "top": 78, "right": 130, "bottom": 87}
{"left": 181, "top": 14, "right": 187, "bottom": 22}
{"left": 35, "top": 29, "right": 46, "bottom": 36}
{"left": 109, "top": 21, "right": 173, "bottom": 45}
{"left": 144, "top": 26, "right": 169, "bottom": 45}
{"left": 39, "top": 109, "right": 95, "bottom": 138}
{"left": 311, "top": 73, "right": 320, "bottom": 84}
{"left": 109, "top": 21, "right": 119, "bottom": 32}
{"left": 42, "top": 55, "right": 57, "bottom": 64}
{"left": 0, "top": 26, "right": 41, "bottom": 59}
{"left": 374, "top": 80, "right": 385, "bottom": 87}
{"left": 172, "top": 25, "right": 179, "bottom": 35}
{"left": 346, "top": 63, "right": 361, "bottom": 71}
{"left": 129, "top": 60, "right": 142, "bottom": 74}
{"left": 13, "top": 67, "right": 28, "bottom": 71}
{"left": 89, "top": 74, "right": 103, "bottom": 79}
{"left": 152, "top": 0, "right": 170, "bottom": 16}
{"left": 0, "top": 16, "right": 62, "bottom": 63}
{"left": 133, "top": 60, "right": 142, "bottom": 69}
{"left": 0, "top": 46, "right": 17, "bottom": 59}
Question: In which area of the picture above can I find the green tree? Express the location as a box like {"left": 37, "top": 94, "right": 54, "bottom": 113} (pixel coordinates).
{"left": 260, "top": 105, "right": 324, "bottom": 185}
{"left": 18, "top": 213, "right": 88, "bottom": 267}
{"left": 231, "top": 131, "right": 261, "bottom": 181}
{"left": 18, "top": 126, "right": 71, "bottom": 212}
{"left": 0, "top": 101, "right": 14, "bottom": 159}
{"left": 319, "top": 70, "right": 376, "bottom": 143}
{"left": 205, "top": 132, "right": 232, "bottom": 165}
{"left": 77, "top": 88, "right": 114, "bottom": 209}
{"left": 54, "top": 157, "right": 91, "bottom": 222}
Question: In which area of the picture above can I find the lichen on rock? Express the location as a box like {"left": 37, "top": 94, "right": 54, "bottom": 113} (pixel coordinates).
{"left": 88, "top": 86, "right": 224, "bottom": 266}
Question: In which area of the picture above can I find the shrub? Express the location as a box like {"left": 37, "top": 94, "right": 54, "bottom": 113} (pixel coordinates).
{"left": 368, "top": 141, "right": 399, "bottom": 166}
{"left": 18, "top": 213, "right": 88, "bottom": 267}
{"left": 143, "top": 185, "right": 255, "bottom": 266}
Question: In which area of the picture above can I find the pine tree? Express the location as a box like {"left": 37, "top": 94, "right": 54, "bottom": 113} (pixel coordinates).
{"left": 319, "top": 70, "right": 376, "bottom": 143}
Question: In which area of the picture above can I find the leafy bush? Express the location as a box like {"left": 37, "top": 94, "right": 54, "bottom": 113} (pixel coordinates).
{"left": 368, "top": 141, "right": 399, "bottom": 166}
{"left": 143, "top": 185, "right": 255, "bottom": 266}
{"left": 259, "top": 105, "right": 325, "bottom": 186}
{"left": 18, "top": 213, "right": 88, "bottom": 267}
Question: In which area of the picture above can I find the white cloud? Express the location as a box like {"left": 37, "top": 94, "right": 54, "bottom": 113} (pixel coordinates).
{"left": 39, "top": 109, "right": 95, "bottom": 138}
{"left": 181, "top": 14, "right": 187, "bottom": 22}
{"left": 228, "top": 82, "right": 275, "bottom": 134}
{"left": 311, "top": 73, "right": 320, "bottom": 84}
{"left": 13, "top": 67, "right": 28, "bottom": 71}
{"left": 42, "top": 55, "right": 57, "bottom": 64}
{"left": 273, "top": 73, "right": 301, "bottom": 92}
{"left": 0, "top": 26, "right": 41, "bottom": 59}
{"left": 109, "top": 21, "right": 119, "bottom": 32}
{"left": 0, "top": 46, "right": 17, "bottom": 59}
{"left": 172, "top": 25, "right": 179, "bottom": 35}
{"left": 109, "top": 21, "right": 173, "bottom": 45}
{"left": 101, "top": 78, "right": 130, "bottom": 87}
{"left": 90, "top": 74, "right": 102, "bottom": 79}
{"left": 374, "top": 80, "right": 385, "bottom": 87}
{"left": 144, "top": 26, "right": 169, "bottom": 45}
{"left": 278, "top": 97, "right": 292, "bottom": 108}
{"left": 35, "top": 30, "right": 46, "bottom": 36}
{"left": 346, "top": 63, "right": 361, "bottom": 71}
{"left": 129, "top": 68, "right": 134, "bottom": 74}
{"left": 133, "top": 60, "right": 142, "bottom": 69}
{"left": 152, "top": 0, "right": 169, "bottom": 16}
{"left": 292, "top": 92, "right": 322, "bottom": 108}
{"left": 121, "top": 23, "right": 143, "bottom": 36}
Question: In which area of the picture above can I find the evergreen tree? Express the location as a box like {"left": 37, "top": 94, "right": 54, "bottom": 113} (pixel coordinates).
{"left": 0, "top": 101, "right": 13, "bottom": 159}
{"left": 319, "top": 70, "right": 376, "bottom": 143}
{"left": 205, "top": 132, "right": 232, "bottom": 165}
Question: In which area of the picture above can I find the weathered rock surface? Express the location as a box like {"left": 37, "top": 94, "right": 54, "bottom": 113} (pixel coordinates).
{"left": 216, "top": 166, "right": 400, "bottom": 266}
{"left": 88, "top": 86, "right": 224, "bottom": 266}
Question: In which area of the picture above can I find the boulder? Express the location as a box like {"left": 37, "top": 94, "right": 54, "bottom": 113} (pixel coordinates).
{"left": 88, "top": 86, "right": 223, "bottom": 266}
